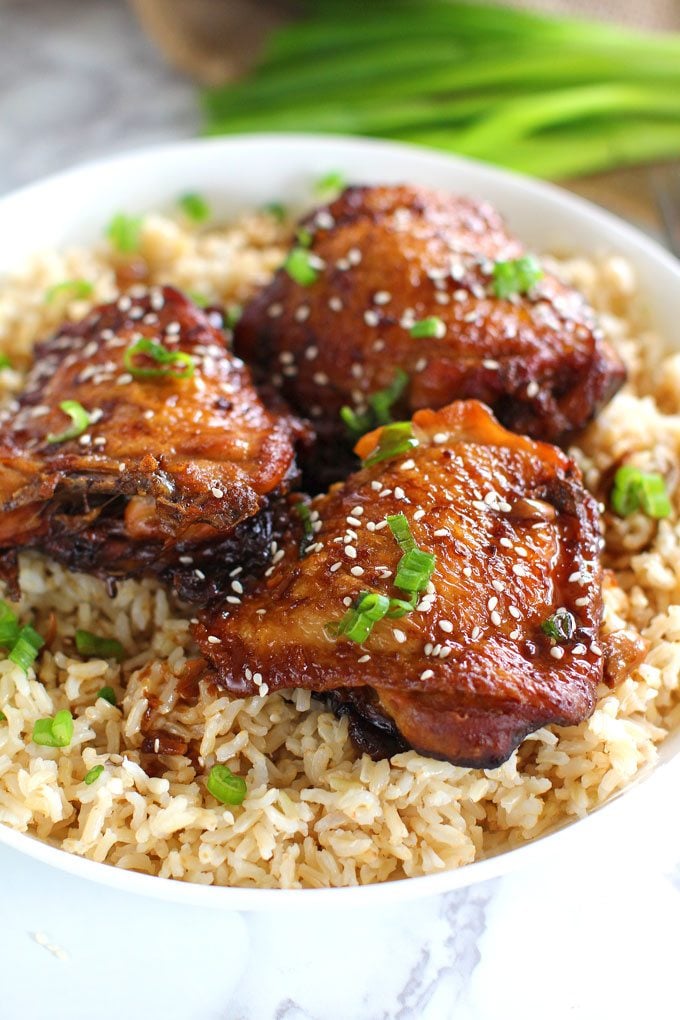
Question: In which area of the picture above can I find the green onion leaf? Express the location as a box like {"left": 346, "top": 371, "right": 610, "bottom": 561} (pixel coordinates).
{"left": 541, "top": 608, "right": 576, "bottom": 642}
{"left": 106, "top": 213, "right": 143, "bottom": 254}
{"left": 0, "top": 711, "right": 6, "bottom": 723}
{"left": 123, "top": 337, "right": 194, "bottom": 380}
{"left": 96, "top": 686, "right": 117, "bottom": 706}
{"left": 263, "top": 201, "right": 287, "bottom": 222}
{"left": 188, "top": 290, "right": 210, "bottom": 308}
{"left": 225, "top": 304, "right": 242, "bottom": 329}
{"left": 492, "top": 255, "right": 543, "bottom": 299}
{"left": 84, "top": 764, "right": 104, "bottom": 785}
{"left": 9, "top": 625, "right": 44, "bottom": 674}
{"left": 386, "top": 512, "right": 416, "bottom": 553}
{"left": 362, "top": 421, "right": 418, "bottom": 468}
{"left": 0, "top": 355, "right": 11, "bottom": 370}
{"left": 45, "top": 279, "right": 94, "bottom": 304}
{"left": 32, "top": 709, "right": 74, "bottom": 748}
{"left": 46, "top": 400, "right": 91, "bottom": 444}
{"left": 393, "top": 547, "right": 436, "bottom": 595}
{"left": 410, "top": 316, "right": 446, "bottom": 339}
{"left": 296, "top": 226, "right": 313, "bottom": 247}
{"left": 610, "top": 465, "right": 672, "bottom": 519}
{"left": 283, "top": 247, "right": 319, "bottom": 286}
{"left": 315, "top": 170, "right": 346, "bottom": 196}
{"left": 178, "top": 192, "right": 211, "bottom": 223}
{"left": 0, "top": 600, "right": 20, "bottom": 649}
{"left": 341, "top": 369, "right": 409, "bottom": 440}
{"left": 337, "top": 591, "right": 391, "bottom": 643}
{"left": 385, "top": 595, "right": 418, "bottom": 618}
{"left": 206, "top": 764, "right": 247, "bottom": 805}
{"left": 75, "top": 630, "right": 124, "bottom": 662}
{"left": 294, "top": 502, "right": 314, "bottom": 557}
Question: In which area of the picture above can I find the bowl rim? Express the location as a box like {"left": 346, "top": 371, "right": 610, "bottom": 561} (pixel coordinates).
{"left": 1, "top": 131, "right": 679, "bottom": 910}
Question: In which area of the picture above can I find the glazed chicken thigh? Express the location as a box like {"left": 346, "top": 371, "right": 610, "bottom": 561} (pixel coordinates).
{"left": 235, "top": 185, "right": 625, "bottom": 479}
{"left": 195, "top": 400, "right": 605, "bottom": 767}
{"left": 0, "top": 286, "right": 306, "bottom": 601}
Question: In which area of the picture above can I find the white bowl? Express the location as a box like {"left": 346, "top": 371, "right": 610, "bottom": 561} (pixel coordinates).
{"left": 1, "top": 134, "right": 679, "bottom": 910}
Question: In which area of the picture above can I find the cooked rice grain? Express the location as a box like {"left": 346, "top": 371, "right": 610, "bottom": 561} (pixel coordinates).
{"left": 0, "top": 212, "right": 678, "bottom": 888}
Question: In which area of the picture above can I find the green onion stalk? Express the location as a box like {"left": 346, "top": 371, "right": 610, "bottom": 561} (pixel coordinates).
{"left": 203, "top": 1, "right": 680, "bottom": 179}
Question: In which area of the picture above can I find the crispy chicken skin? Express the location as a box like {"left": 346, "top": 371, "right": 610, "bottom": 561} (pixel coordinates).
{"left": 235, "top": 185, "right": 625, "bottom": 465}
{"left": 195, "top": 400, "right": 605, "bottom": 768}
{"left": 0, "top": 286, "right": 306, "bottom": 601}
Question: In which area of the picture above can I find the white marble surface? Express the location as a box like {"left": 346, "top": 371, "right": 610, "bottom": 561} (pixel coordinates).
{"left": 1, "top": 3, "right": 680, "bottom": 1018}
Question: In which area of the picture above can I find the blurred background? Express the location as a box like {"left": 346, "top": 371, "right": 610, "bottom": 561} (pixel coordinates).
{"left": 2, "top": 0, "right": 680, "bottom": 245}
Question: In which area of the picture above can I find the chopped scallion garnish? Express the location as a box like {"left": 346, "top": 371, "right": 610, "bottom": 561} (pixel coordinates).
{"left": 541, "top": 608, "right": 576, "bottom": 642}
{"left": 225, "top": 304, "right": 242, "bottom": 329}
{"left": 123, "top": 337, "right": 194, "bottom": 380}
{"left": 0, "top": 711, "right": 6, "bottom": 723}
{"left": 178, "top": 192, "right": 211, "bottom": 223}
{"left": 96, "top": 686, "right": 117, "bottom": 706}
{"left": 492, "top": 255, "right": 543, "bottom": 299}
{"left": 0, "top": 600, "right": 20, "bottom": 649}
{"left": 84, "top": 764, "right": 104, "bottom": 785}
{"left": 9, "top": 625, "right": 44, "bottom": 673}
{"left": 263, "top": 201, "right": 287, "bottom": 221}
{"left": 188, "top": 290, "right": 210, "bottom": 308}
{"left": 362, "top": 421, "right": 418, "bottom": 468}
{"left": 341, "top": 369, "right": 409, "bottom": 440}
{"left": 283, "top": 247, "right": 319, "bottom": 286}
{"left": 206, "top": 764, "right": 247, "bottom": 805}
{"left": 106, "top": 213, "right": 143, "bottom": 254}
{"left": 294, "top": 502, "right": 314, "bottom": 556}
{"left": 45, "top": 279, "right": 94, "bottom": 304}
{"left": 393, "top": 547, "right": 436, "bottom": 595}
{"left": 296, "top": 226, "right": 313, "bottom": 247}
{"left": 386, "top": 512, "right": 416, "bottom": 553}
{"left": 410, "top": 316, "right": 446, "bottom": 339}
{"left": 46, "top": 400, "right": 91, "bottom": 444}
{"left": 75, "top": 629, "right": 124, "bottom": 661}
{"left": 315, "top": 170, "right": 346, "bottom": 196}
{"left": 0, "top": 354, "right": 11, "bottom": 370}
{"left": 610, "top": 465, "right": 671, "bottom": 519}
{"left": 337, "top": 591, "right": 391, "bottom": 643}
{"left": 32, "top": 709, "right": 73, "bottom": 748}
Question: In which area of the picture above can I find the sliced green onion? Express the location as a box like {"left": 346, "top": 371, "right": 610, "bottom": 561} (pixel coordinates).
{"left": 492, "top": 255, "right": 543, "bottom": 298}
{"left": 341, "top": 369, "right": 409, "bottom": 439}
{"left": 362, "top": 421, "right": 418, "bottom": 468}
{"left": 337, "top": 591, "right": 391, "bottom": 643}
{"left": 0, "top": 600, "right": 20, "bottom": 649}
{"left": 314, "top": 170, "right": 346, "bottom": 196}
{"left": 283, "top": 247, "right": 319, "bottom": 286}
{"left": 123, "top": 338, "right": 195, "bottom": 380}
{"left": 9, "top": 625, "right": 44, "bottom": 674}
{"left": 32, "top": 709, "right": 74, "bottom": 748}
{"left": 385, "top": 595, "right": 417, "bottom": 618}
{"left": 294, "top": 501, "right": 314, "bottom": 556}
{"left": 610, "top": 465, "right": 672, "bottom": 519}
{"left": 188, "top": 290, "right": 210, "bottom": 308}
{"left": 0, "top": 711, "right": 6, "bottom": 723}
{"left": 46, "top": 400, "right": 91, "bottom": 444}
{"left": 96, "top": 686, "right": 117, "bottom": 706}
{"left": 263, "top": 201, "right": 287, "bottom": 221}
{"left": 386, "top": 512, "right": 416, "bottom": 553}
{"left": 45, "top": 279, "right": 94, "bottom": 304}
{"left": 410, "top": 316, "right": 446, "bottom": 339}
{"left": 225, "top": 304, "right": 242, "bottom": 329}
{"left": 541, "top": 608, "right": 576, "bottom": 642}
{"left": 393, "top": 547, "right": 436, "bottom": 595}
{"left": 206, "top": 764, "right": 247, "bottom": 805}
{"left": 178, "top": 192, "right": 211, "bottom": 223}
{"left": 296, "top": 226, "right": 313, "bottom": 247}
{"left": 84, "top": 764, "right": 104, "bottom": 785}
{"left": 75, "top": 629, "right": 124, "bottom": 661}
{"left": 0, "top": 354, "right": 11, "bottom": 370}
{"left": 106, "top": 213, "right": 143, "bottom": 254}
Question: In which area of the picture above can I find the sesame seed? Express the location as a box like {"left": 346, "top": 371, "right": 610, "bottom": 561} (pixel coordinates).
{"left": 575, "top": 596, "right": 589, "bottom": 607}
{"left": 434, "top": 528, "right": 449, "bottom": 537}
{"left": 438, "top": 620, "right": 453, "bottom": 633}
{"left": 346, "top": 516, "right": 362, "bottom": 527}
{"left": 492, "top": 580, "right": 506, "bottom": 592}
{"left": 345, "top": 546, "right": 357, "bottom": 559}
{"left": 491, "top": 611, "right": 501, "bottom": 626}
{"left": 413, "top": 509, "right": 426, "bottom": 521}
{"left": 550, "top": 646, "right": 565, "bottom": 659}
{"left": 273, "top": 549, "right": 285, "bottom": 563}
{"left": 364, "top": 310, "right": 380, "bottom": 326}
{"left": 350, "top": 566, "right": 364, "bottom": 576}
{"left": 329, "top": 296, "right": 343, "bottom": 311}
{"left": 373, "top": 291, "right": 391, "bottom": 305}
{"left": 116, "top": 373, "right": 133, "bottom": 385}
{"left": 515, "top": 547, "right": 528, "bottom": 558}
{"left": 394, "top": 486, "right": 405, "bottom": 500}
{"left": 231, "top": 580, "right": 244, "bottom": 594}
{"left": 305, "top": 345, "right": 319, "bottom": 360}
{"left": 371, "top": 481, "right": 383, "bottom": 491}
{"left": 471, "top": 626, "right": 482, "bottom": 641}
{"left": 207, "top": 635, "right": 221, "bottom": 644}
{"left": 343, "top": 597, "right": 353, "bottom": 607}
{"left": 393, "top": 629, "right": 407, "bottom": 643}
{"left": 294, "top": 305, "right": 310, "bottom": 322}
{"left": 527, "top": 381, "right": 540, "bottom": 398}
{"left": 424, "top": 642, "right": 433, "bottom": 655}
{"left": 499, "top": 537, "right": 513, "bottom": 549}
{"left": 400, "top": 459, "right": 416, "bottom": 471}
{"left": 194, "top": 569, "right": 206, "bottom": 580}
{"left": 420, "top": 669, "right": 434, "bottom": 681}
{"left": 78, "top": 434, "right": 92, "bottom": 446}
{"left": 433, "top": 432, "right": 448, "bottom": 444}
{"left": 211, "top": 487, "right": 224, "bottom": 499}
{"left": 179, "top": 555, "right": 193, "bottom": 565}
{"left": 487, "top": 596, "right": 498, "bottom": 611}
{"left": 414, "top": 358, "right": 428, "bottom": 372}
{"left": 267, "top": 303, "right": 283, "bottom": 318}
{"left": 313, "top": 372, "right": 329, "bottom": 386}
{"left": 572, "top": 643, "right": 587, "bottom": 655}
{"left": 590, "top": 643, "right": 603, "bottom": 657}
{"left": 357, "top": 654, "right": 371, "bottom": 663}
{"left": 374, "top": 520, "right": 388, "bottom": 530}
{"left": 462, "top": 566, "right": 472, "bottom": 577}
{"left": 482, "top": 359, "right": 500, "bottom": 369}
{"left": 509, "top": 606, "right": 521, "bottom": 619}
